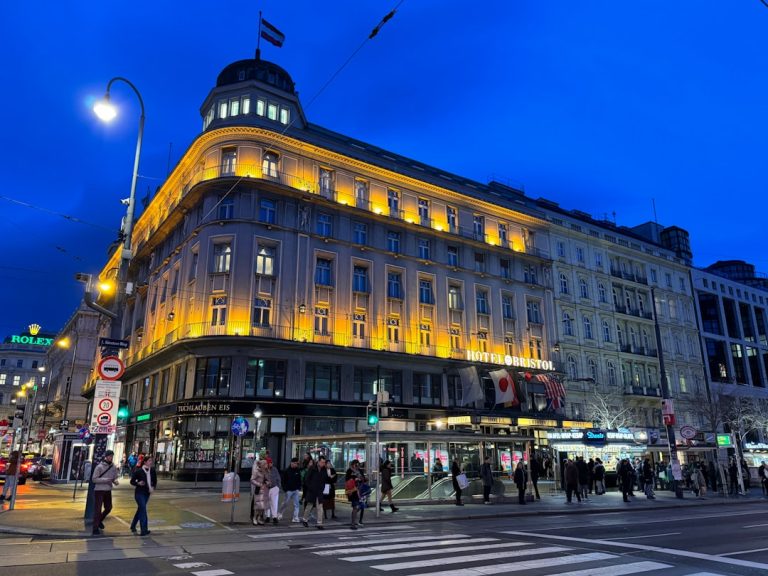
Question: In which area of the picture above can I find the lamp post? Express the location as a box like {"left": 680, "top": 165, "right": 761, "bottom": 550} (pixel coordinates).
{"left": 85, "top": 77, "right": 145, "bottom": 526}
{"left": 57, "top": 333, "right": 79, "bottom": 432}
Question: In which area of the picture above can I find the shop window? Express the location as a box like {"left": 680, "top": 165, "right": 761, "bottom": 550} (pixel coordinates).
{"left": 305, "top": 363, "right": 341, "bottom": 400}
{"left": 245, "top": 358, "right": 286, "bottom": 398}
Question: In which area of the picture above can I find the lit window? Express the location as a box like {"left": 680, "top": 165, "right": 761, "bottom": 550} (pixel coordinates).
{"left": 279, "top": 106, "right": 290, "bottom": 125}
{"left": 242, "top": 97, "right": 250, "bottom": 114}
{"left": 256, "top": 99, "right": 266, "bottom": 116}
{"left": 218, "top": 100, "right": 228, "bottom": 119}
{"left": 262, "top": 152, "right": 278, "bottom": 178}
{"left": 213, "top": 243, "right": 232, "bottom": 273}
{"left": 255, "top": 246, "right": 275, "bottom": 276}
{"left": 211, "top": 295, "right": 227, "bottom": 326}
{"left": 229, "top": 97, "right": 240, "bottom": 116}
{"left": 0, "top": 374, "right": 6, "bottom": 386}
{"left": 267, "top": 103, "right": 278, "bottom": 120}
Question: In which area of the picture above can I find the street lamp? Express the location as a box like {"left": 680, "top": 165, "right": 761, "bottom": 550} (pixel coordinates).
{"left": 57, "top": 333, "right": 79, "bottom": 432}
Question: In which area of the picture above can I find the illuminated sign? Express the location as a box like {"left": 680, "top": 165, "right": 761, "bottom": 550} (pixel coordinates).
{"left": 716, "top": 434, "right": 733, "bottom": 447}
{"left": 745, "top": 442, "right": 768, "bottom": 451}
{"left": 466, "top": 350, "right": 554, "bottom": 371}
{"left": 517, "top": 418, "right": 557, "bottom": 428}
{"left": 480, "top": 417, "right": 512, "bottom": 426}
{"left": 136, "top": 413, "right": 151, "bottom": 422}
{"left": 446, "top": 416, "right": 472, "bottom": 425}
{"left": 547, "top": 429, "right": 636, "bottom": 443}
{"left": 562, "top": 420, "right": 594, "bottom": 429}
{"left": 7, "top": 334, "right": 54, "bottom": 346}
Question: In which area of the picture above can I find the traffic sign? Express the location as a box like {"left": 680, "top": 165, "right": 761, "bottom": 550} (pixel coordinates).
{"left": 98, "top": 356, "right": 125, "bottom": 380}
{"left": 717, "top": 434, "right": 733, "bottom": 447}
{"left": 231, "top": 417, "right": 249, "bottom": 436}
{"left": 60, "top": 419, "right": 69, "bottom": 428}
{"left": 99, "top": 337, "right": 130, "bottom": 349}
{"left": 90, "top": 380, "right": 121, "bottom": 433}
{"left": 679, "top": 425, "right": 697, "bottom": 440}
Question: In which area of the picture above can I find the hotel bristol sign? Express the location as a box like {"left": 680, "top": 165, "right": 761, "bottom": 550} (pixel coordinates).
{"left": 466, "top": 350, "right": 554, "bottom": 371}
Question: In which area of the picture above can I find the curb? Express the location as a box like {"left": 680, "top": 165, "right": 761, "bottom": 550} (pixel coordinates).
{"left": 0, "top": 495, "right": 757, "bottom": 540}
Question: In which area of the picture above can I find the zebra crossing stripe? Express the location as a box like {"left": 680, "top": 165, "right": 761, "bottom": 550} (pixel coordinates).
{"left": 544, "top": 561, "right": 673, "bottom": 576}
{"left": 342, "top": 541, "right": 528, "bottom": 562}
{"left": 249, "top": 524, "right": 416, "bottom": 539}
{"left": 403, "top": 551, "right": 616, "bottom": 576}
{"left": 190, "top": 570, "right": 234, "bottom": 576}
{"left": 308, "top": 532, "right": 466, "bottom": 549}
{"left": 173, "top": 563, "right": 211, "bottom": 569}
{"left": 314, "top": 537, "right": 498, "bottom": 556}
{"left": 370, "top": 545, "right": 572, "bottom": 571}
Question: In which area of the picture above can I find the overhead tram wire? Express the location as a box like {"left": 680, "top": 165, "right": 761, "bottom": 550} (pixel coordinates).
{"left": 203, "top": 2, "right": 404, "bottom": 223}
{"left": 0, "top": 194, "right": 117, "bottom": 233}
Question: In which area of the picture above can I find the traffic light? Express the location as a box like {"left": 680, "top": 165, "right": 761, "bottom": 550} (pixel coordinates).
{"left": 117, "top": 400, "right": 130, "bottom": 420}
{"left": 367, "top": 405, "right": 379, "bottom": 426}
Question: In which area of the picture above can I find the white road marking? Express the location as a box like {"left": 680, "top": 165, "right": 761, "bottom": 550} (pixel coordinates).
{"left": 185, "top": 509, "right": 235, "bottom": 532}
{"left": 504, "top": 531, "right": 768, "bottom": 570}
{"left": 406, "top": 552, "right": 615, "bottom": 576}
{"left": 190, "top": 571, "right": 234, "bottom": 576}
{"left": 683, "top": 573, "right": 729, "bottom": 576}
{"left": 111, "top": 515, "right": 130, "bottom": 527}
{"left": 342, "top": 541, "right": 527, "bottom": 562}
{"left": 546, "top": 562, "right": 673, "bottom": 576}
{"left": 720, "top": 546, "right": 768, "bottom": 557}
{"left": 249, "top": 524, "right": 416, "bottom": 539}
{"left": 371, "top": 545, "right": 571, "bottom": 571}
{"left": 307, "top": 533, "right": 470, "bottom": 549}
{"left": 742, "top": 523, "right": 768, "bottom": 528}
{"left": 605, "top": 531, "right": 680, "bottom": 540}
{"left": 173, "top": 562, "right": 211, "bottom": 569}
{"left": 314, "top": 537, "right": 497, "bottom": 556}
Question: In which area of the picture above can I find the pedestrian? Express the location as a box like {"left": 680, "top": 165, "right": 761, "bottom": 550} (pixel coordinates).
{"left": 302, "top": 455, "right": 329, "bottom": 529}
{"left": 250, "top": 459, "right": 269, "bottom": 526}
{"left": 529, "top": 454, "right": 541, "bottom": 500}
{"left": 432, "top": 458, "right": 444, "bottom": 483}
{"left": 345, "top": 468, "right": 361, "bottom": 530}
{"left": 379, "top": 460, "right": 399, "bottom": 512}
{"left": 127, "top": 452, "right": 138, "bottom": 475}
{"left": 91, "top": 450, "right": 120, "bottom": 536}
{"left": 513, "top": 460, "right": 527, "bottom": 504}
{"left": 696, "top": 464, "right": 707, "bottom": 497}
{"left": 593, "top": 458, "right": 605, "bottom": 495}
{"left": 347, "top": 460, "right": 369, "bottom": 526}
{"left": 129, "top": 455, "right": 157, "bottom": 536}
{"left": 728, "top": 458, "right": 739, "bottom": 495}
{"left": 576, "top": 456, "right": 589, "bottom": 500}
{"left": 480, "top": 456, "right": 494, "bottom": 504}
{"left": 642, "top": 458, "right": 655, "bottom": 500}
{"left": 758, "top": 461, "right": 767, "bottom": 497}
{"left": 265, "top": 458, "right": 282, "bottom": 524}
{"left": 323, "top": 460, "right": 339, "bottom": 520}
{"left": 451, "top": 458, "right": 464, "bottom": 506}
{"left": 741, "top": 459, "right": 751, "bottom": 490}
{"left": 690, "top": 463, "right": 701, "bottom": 497}
{"left": 618, "top": 458, "right": 633, "bottom": 502}
{"left": 280, "top": 457, "right": 303, "bottom": 523}
{"left": 587, "top": 458, "right": 595, "bottom": 494}
{"left": 0, "top": 451, "right": 20, "bottom": 503}
{"left": 564, "top": 459, "right": 581, "bottom": 503}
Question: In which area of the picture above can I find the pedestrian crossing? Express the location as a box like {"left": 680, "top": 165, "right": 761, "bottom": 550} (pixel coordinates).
{"left": 302, "top": 532, "right": 737, "bottom": 575}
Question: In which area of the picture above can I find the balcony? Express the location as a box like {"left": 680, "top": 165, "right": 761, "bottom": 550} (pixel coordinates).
{"left": 624, "top": 385, "right": 662, "bottom": 399}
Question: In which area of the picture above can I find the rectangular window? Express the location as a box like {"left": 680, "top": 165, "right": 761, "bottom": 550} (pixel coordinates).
{"left": 256, "top": 99, "right": 266, "bottom": 116}
{"left": 174, "top": 363, "right": 187, "bottom": 400}
{"left": 529, "top": 337, "right": 542, "bottom": 359}
{"left": 387, "top": 272, "right": 402, "bottom": 299}
{"left": 420, "top": 323, "right": 431, "bottom": 347}
{"left": 474, "top": 252, "right": 485, "bottom": 273}
{"left": 557, "top": 242, "right": 565, "bottom": 258}
{"left": 194, "top": 357, "right": 232, "bottom": 397}
{"left": 448, "top": 286, "right": 462, "bottom": 310}
{"left": 218, "top": 100, "right": 228, "bottom": 119}
{"left": 353, "top": 266, "right": 369, "bottom": 293}
{"left": 12, "top": 375, "right": 20, "bottom": 387}
{"left": 413, "top": 373, "right": 441, "bottom": 406}
{"left": 189, "top": 250, "right": 199, "bottom": 282}
{"left": 576, "top": 246, "right": 585, "bottom": 263}
{"left": 221, "top": 147, "right": 237, "bottom": 176}
{"left": 387, "top": 231, "right": 400, "bottom": 253}
{"left": 245, "top": 358, "right": 286, "bottom": 398}
{"left": 500, "top": 258, "right": 511, "bottom": 279}
{"left": 316, "top": 213, "right": 333, "bottom": 237}
{"left": 352, "top": 222, "right": 367, "bottom": 245}
{"left": 252, "top": 298, "right": 271, "bottom": 327}
{"left": 353, "top": 313, "right": 366, "bottom": 340}
{"left": 213, "top": 243, "right": 232, "bottom": 273}
{"left": 314, "top": 306, "right": 329, "bottom": 335}
{"left": 259, "top": 198, "right": 276, "bottom": 224}
{"left": 447, "top": 246, "right": 459, "bottom": 267}
{"left": 473, "top": 215, "right": 485, "bottom": 240}
{"left": 388, "top": 189, "right": 400, "bottom": 216}
{"left": 210, "top": 295, "right": 227, "bottom": 326}
{"left": 218, "top": 197, "right": 234, "bottom": 220}
{"left": 502, "top": 295, "right": 514, "bottom": 319}
{"left": 418, "top": 198, "right": 430, "bottom": 224}
{"left": 595, "top": 252, "right": 603, "bottom": 268}
{"left": 498, "top": 222, "right": 508, "bottom": 244}
{"left": 229, "top": 97, "right": 240, "bottom": 116}
{"left": 262, "top": 152, "right": 278, "bottom": 178}
{"left": 319, "top": 168, "right": 334, "bottom": 198}
{"left": 353, "top": 367, "right": 377, "bottom": 402}
{"left": 476, "top": 289, "right": 489, "bottom": 315}
{"left": 447, "top": 206, "right": 457, "bottom": 231}
{"left": 388, "top": 318, "right": 400, "bottom": 343}
{"left": 650, "top": 268, "right": 658, "bottom": 283}
{"left": 524, "top": 265, "right": 537, "bottom": 284}
{"left": 418, "top": 238, "right": 431, "bottom": 260}
{"left": 315, "top": 258, "right": 333, "bottom": 286}
{"left": 526, "top": 300, "right": 541, "bottom": 324}
{"left": 419, "top": 279, "right": 434, "bottom": 304}
{"left": 665, "top": 272, "right": 673, "bottom": 288}
{"left": 242, "top": 97, "right": 250, "bottom": 114}
{"left": 0, "top": 374, "right": 6, "bottom": 386}
{"left": 267, "top": 103, "right": 278, "bottom": 120}
{"left": 255, "top": 246, "right": 275, "bottom": 275}
{"left": 304, "top": 363, "right": 341, "bottom": 400}
{"left": 279, "top": 106, "right": 290, "bottom": 125}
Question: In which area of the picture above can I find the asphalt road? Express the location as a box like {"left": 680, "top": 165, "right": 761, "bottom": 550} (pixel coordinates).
{"left": 2, "top": 503, "right": 768, "bottom": 575}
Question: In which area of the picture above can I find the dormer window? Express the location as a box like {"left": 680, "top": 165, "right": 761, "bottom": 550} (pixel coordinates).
{"left": 267, "top": 103, "right": 278, "bottom": 121}
{"left": 279, "top": 106, "right": 290, "bottom": 125}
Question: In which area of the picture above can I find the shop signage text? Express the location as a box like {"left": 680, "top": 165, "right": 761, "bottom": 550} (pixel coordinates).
{"left": 745, "top": 442, "right": 768, "bottom": 451}
{"left": 8, "top": 334, "right": 54, "bottom": 346}
{"left": 547, "top": 429, "right": 636, "bottom": 443}
{"left": 466, "top": 351, "right": 554, "bottom": 371}
{"left": 177, "top": 401, "right": 232, "bottom": 415}
{"left": 136, "top": 413, "right": 151, "bottom": 422}
{"left": 517, "top": 418, "right": 557, "bottom": 427}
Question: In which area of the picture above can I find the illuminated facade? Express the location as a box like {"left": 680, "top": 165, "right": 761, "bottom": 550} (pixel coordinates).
{"left": 0, "top": 325, "right": 55, "bottom": 422}
{"left": 89, "top": 58, "right": 569, "bottom": 479}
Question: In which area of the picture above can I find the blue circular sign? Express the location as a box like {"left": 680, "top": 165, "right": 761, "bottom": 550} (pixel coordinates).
{"left": 231, "top": 417, "right": 249, "bottom": 436}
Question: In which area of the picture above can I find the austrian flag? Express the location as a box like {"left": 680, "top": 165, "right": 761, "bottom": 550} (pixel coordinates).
{"left": 260, "top": 18, "right": 285, "bottom": 47}
{"left": 489, "top": 369, "right": 519, "bottom": 406}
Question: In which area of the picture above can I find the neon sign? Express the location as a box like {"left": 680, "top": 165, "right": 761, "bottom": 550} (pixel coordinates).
{"left": 8, "top": 335, "right": 54, "bottom": 346}
{"left": 466, "top": 350, "right": 554, "bottom": 371}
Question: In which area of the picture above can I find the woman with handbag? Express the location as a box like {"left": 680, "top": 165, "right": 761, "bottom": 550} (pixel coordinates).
{"left": 451, "top": 458, "right": 464, "bottom": 506}
{"left": 379, "top": 460, "right": 399, "bottom": 512}
{"left": 251, "top": 460, "right": 269, "bottom": 526}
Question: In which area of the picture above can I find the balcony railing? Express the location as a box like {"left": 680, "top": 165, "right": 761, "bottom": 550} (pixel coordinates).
{"left": 624, "top": 385, "right": 662, "bottom": 398}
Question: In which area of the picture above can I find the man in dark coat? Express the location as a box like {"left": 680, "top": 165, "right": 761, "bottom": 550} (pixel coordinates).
{"left": 513, "top": 461, "right": 527, "bottom": 504}
{"left": 302, "top": 456, "right": 330, "bottom": 529}
{"left": 564, "top": 459, "right": 581, "bottom": 503}
{"left": 618, "top": 458, "right": 634, "bottom": 502}
{"left": 529, "top": 455, "right": 541, "bottom": 500}
{"left": 576, "top": 456, "right": 589, "bottom": 500}
{"left": 480, "top": 456, "right": 494, "bottom": 504}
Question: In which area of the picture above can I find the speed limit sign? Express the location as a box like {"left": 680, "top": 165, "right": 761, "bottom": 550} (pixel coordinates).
{"left": 98, "top": 398, "right": 114, "bottom": 412}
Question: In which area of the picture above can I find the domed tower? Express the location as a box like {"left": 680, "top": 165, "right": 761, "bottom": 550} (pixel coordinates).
{"left": 199, "top": 57, "right": 307, "bottom": 133}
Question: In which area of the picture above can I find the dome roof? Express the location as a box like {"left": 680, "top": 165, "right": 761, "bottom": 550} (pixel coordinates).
{"left": 216, "top": 58, "right": 296, "bottom": 94}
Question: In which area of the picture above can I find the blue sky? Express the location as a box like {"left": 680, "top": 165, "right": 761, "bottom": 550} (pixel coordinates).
{"left": 1, "top": 1, "right": 766, "bottom": 336}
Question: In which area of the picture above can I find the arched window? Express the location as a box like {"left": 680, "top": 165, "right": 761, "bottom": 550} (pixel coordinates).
{"left": 588, "top": 358, "right": 598, "bottom": 381}
{"left": 598, "top": 283, "right": 607, "bottom": 303}
{"left": 579, "top": 278, "right": 589, "bottom": 299}
{"left": 602, "top": 320, "right": 611, "bottom": 342}
{"left": 562, "top": 312, "right": 573, "bottom": 336}
{"left": 607, "top": 362, "right": 616, "bottom": 386}
{"left": 559, "top": 273, "right": 569, "bottom": 294}
{"left": 583, "top": 316, "right": 593, "bottom": 339}
{"left": 567, "top": 355, "right": 578, "bottom": 379}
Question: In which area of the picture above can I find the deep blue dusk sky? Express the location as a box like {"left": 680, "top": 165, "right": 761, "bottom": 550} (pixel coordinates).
{"left": 1, "top": 1, "right": 767, "bottom": 336}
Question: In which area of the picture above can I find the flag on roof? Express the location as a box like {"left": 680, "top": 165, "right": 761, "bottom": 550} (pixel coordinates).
{"left": 261, "top": 18, "right": 285, "bottom": 47}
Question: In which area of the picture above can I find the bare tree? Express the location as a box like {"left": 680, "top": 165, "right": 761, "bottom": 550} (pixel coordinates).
{"left": 584, "top": 387, "right": 639, "bottom": 429}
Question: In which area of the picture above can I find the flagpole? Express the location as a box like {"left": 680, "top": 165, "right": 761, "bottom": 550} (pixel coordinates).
{"left": 256, "top": 10, "right": 262, "bottom": 60}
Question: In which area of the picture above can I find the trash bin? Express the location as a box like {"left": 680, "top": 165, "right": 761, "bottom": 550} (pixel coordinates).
{"left": 221, "top": 471, "right": 240, "bottom": 502}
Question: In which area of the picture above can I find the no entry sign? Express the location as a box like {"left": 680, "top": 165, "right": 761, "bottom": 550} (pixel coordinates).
{"left": 98, "top": 356, "right": 125, "bottom": 380}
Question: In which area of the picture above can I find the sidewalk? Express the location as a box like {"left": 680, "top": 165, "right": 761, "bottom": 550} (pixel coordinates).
{"left": 0, "top": 479, "right": 764, "bottom": 539}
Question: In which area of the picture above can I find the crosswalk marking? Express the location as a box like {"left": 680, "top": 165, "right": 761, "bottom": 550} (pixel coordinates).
{"left": 307, "top": 532, "right": 465, "bottom": 549}
{"left": 683, "top": 573, "right": 729, "bottom": 576}
{"left": 545, "top": 561, "right": 673, "bottom": 576}
{"left": 406, "top": 551, "right": 616, "bottom": 576}
{"left": 342, "top": 541, "right": 527, "bottom": 562}
{"left": 173, "top": 562, "right": 211, "bottom": 569}
{"left": 370, "top": 545, "right": 572, "bottom": 571}
{"left": 190, "top": 570, "right": 234, "bottom": 576}
{"left": 314, "top": 537, "right": 499, "bottom": 556}
{"left": 249, "top": 524, "right": 416, "bottom": 539}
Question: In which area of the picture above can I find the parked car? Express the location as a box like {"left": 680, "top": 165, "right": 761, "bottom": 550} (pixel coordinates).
{"left": 27, "top": 457, "right": 52, "bottom": 481}
{"left": 0, "top": 456, "right": 28, "bottom": 485}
